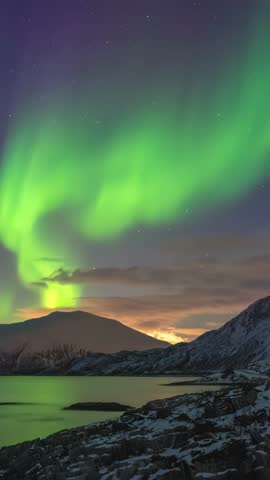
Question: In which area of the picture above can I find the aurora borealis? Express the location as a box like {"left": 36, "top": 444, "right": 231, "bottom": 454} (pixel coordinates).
{"left": 1, "top": 0, "right": 270, "bottom": 342}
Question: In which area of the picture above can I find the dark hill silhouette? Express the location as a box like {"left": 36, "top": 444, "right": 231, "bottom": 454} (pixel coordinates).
{"left": 0, "top": 311, "right": 169, "bottom": 353}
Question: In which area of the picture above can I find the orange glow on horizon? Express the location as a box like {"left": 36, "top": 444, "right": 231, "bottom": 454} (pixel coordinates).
{"left": 15, "top": 307, "right": 208, "bottom": 343}
{"left": 150, "top": 330, "right": 186, "bottom": 344}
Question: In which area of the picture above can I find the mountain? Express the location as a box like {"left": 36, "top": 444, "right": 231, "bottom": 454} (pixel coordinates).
{"left": 0, "top": 311, "right": 169, "bottom": 353}
{"left": 68, "top": 296, "right": 270, "bottom": 375}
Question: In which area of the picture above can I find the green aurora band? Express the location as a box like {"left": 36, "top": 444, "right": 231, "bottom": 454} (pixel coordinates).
{"left": 0, "top": 14, "right": 270, "bottom": 316}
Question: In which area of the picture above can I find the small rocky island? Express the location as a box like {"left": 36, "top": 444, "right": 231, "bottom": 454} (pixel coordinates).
{"left": 0, "top": 381, "right": 269, "bottom": 479}
{"left": 64, "top": 402, "right": 133, "bottom": 412}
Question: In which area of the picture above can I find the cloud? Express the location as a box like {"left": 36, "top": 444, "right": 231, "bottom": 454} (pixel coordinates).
{"left": 44, "top": 265, "right": 203, "bottom": 286}
{"left": 20, "top": 232, "right": 270, "bottom": 343}
{"left": 157, "top": 231, "right": 270, "bottom": 258}
{"left": 44, "top": 254, "right": 270, "bottom": 296}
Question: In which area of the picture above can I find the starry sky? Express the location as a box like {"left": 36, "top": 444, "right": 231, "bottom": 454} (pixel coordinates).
{"left": 1, "top": 0, "right": 270, "bottom": 343}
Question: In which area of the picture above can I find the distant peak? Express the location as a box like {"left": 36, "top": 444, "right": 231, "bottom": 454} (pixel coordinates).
{"left": 243, "top": 296, "right": 270, "bottom": 318}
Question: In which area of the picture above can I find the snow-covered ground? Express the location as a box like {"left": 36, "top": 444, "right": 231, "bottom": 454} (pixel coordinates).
{"left": 189, "top": 369, "right": 270, "bottom": 385}
{"left": 1, "top": 382, "right": 270, "bottom": 479}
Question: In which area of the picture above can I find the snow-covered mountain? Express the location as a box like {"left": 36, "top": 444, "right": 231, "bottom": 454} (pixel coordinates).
{"left": 69, "top": 296, "right": 270, "bottom": 375}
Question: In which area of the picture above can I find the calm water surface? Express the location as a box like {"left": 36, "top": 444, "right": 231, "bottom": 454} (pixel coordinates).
{"left": 0, "top": 376, "right": 218, "bottom": 446}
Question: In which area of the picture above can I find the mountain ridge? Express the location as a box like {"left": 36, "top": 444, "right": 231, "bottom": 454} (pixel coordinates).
{"left": 0, "top": 310, "right": 169, "bottom": 353}
{"left": 67, "top": 296, "right": 270, "bottom": 375}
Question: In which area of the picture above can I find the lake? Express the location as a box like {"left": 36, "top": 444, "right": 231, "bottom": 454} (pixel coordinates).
{"left": 0, "top": 376, "right": 219, "bottom": 446}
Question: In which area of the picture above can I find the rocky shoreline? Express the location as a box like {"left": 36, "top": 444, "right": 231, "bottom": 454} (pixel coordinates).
{"left": 0, "top": 382, "right": 270, "bottom": 479}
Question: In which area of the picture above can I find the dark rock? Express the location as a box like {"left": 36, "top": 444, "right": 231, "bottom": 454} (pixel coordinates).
{"left": 156, "top": 407, "right": 171, "bottom": 419}
{"left": 192, "top": 421, "right": 217, "bottom": 434}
